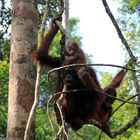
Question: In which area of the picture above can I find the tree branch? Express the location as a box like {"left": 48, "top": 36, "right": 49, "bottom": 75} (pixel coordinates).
{"left": 84, "top": 115, "right": 139, "bottom": 138}
{"left": 40, "top": 0, "right": 50, "bottom": 39}
{"left": 24, "top": 63, "right": 41, "bottom": 140}
{"left": 24, "top": 0, "right": 50, "bottom": 139}
{"left": 102, "top": 0, "right": 134, "bottom": 57}
{"left": 48, "top": 63, "right": 138, "bottom": 77}
{"left": 47, "top": 87, "right": 140, "bottom": 139}
{"left": 101, "top": 0, "right": 140, "bottom": 138}
{"left": 102, "top": 0, "right": 140, "bottom": 112}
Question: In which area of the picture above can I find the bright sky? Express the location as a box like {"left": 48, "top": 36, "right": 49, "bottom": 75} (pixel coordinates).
{"left": 69, "top": 0, "right": 125, "bottom": 66}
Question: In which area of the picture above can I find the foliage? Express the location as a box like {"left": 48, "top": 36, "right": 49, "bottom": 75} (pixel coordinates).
{"left": 0, "top": 39, "right": 10, "bottom": 61}
{"left": 100, "top": 71, "right": 139, "bottom": 140}
{"left": 115, "top": 0, "right": 140, "bottom": 10}
{"left": 0, "top": 60, "right": 9, "bottom": 139}
{"left": 38, "top": 0, "right": 60, "bottom": 28}
{"left": 36, "top": 108, "right": 54, "bottom": 140}
{"left": 0, "top": 0, "right": 11, "bottom": 39}
{"left": 69, "top": 17, "right": 82, "bottom": 42}
{"left": 0, "top": 4, "right": 10, "bottom": 134}
{"left": 115, "top": 0, "right": 140, "bottom": 71}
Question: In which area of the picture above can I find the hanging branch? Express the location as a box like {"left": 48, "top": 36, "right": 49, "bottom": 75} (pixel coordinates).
{"left": 44, "top": 0, "right": 69, "bottom": 139}
{"left": 102, "top": 0, "right": 133, "bottom": 57}
{"left": 56, "top": 0, "right": 66, "bottom": 63}
{"left": 53, "top": 0, "right": 70, "bottom": 139}
{"left": 101, "top": 0, "right": 140, "bottom": 98}
{"left": 24, "top": 1, "right": 50, "bottom": 140}
{"left": 101, "top": 0, "right": 140, "bottom": 138}
{"left": 24, "top": 64, "right": 41, "bottom": 140}
{"left": 54, "top": 85, "right": 69, "bottom": 140}
{"left": 40, "top": 0, "right": 50, "bottom": 39}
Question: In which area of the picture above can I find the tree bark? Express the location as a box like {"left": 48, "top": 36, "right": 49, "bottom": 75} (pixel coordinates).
{"left": 63, "top": 0, "right": 69, "bottom": 41}
{"left": 7, "top": 0, "right": 38, "bottom": 139}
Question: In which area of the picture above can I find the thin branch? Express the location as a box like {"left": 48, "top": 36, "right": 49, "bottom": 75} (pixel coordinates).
{"left": 54, "top": 126, "right": 63, "bottom": 140}
{"left": 48, "top": 63, "right": 138, "bottom": 79}
{"left": 48, "top": 89, "right": 140, "bottom": 107}
{"left": 112, "top": 94, "right": 140, "bottom": 115}
{"left": 102, "top": 0, "right": 134, "bottom": 57}
{"left": 24, "top": 63, "right": 41, "bottom": 140}
{"left": 47, "top": 89, "right": 140, "bottom": 139}
{"left": 98, "top": 131, "right": 103, "bottom": 140}
{"left": 102, "top": 0, "right": 140, "bottom": 119}
{"left": 101, "top": 1, "right": 140, "bottom": 138}
{"left": 101, "top": 91, "right": 140, "bottom": 105}
{"left": 55, "top": 20, "right": 66, "bottom": 35}
{"left": 40, "top": 0, "right": 50, "bottom": 39}
{"left": 111, "top": 115, "right": 139, "bottom": 137}
{"left": 57, "top": 0, "right": 66, "bottom": 64}
{"left": 46, "top": 1, "right": 67, "bottom": 136}
{"left": 53, "top": 85, "right": 69, "bottom": 140}
{"left": 47, "top": 93, "right": 56, "bottom": 134}
{"left": 84, "top": 115, "right": 139, "bottom": 139}
{"left": 24, "top": 0, "right": 50, "bottom": 139}
{"left": 72, "top": 130, "right": 86, "bottom": 140}
{"left": 49, "top": 63, "right": 127, "bottom": 75}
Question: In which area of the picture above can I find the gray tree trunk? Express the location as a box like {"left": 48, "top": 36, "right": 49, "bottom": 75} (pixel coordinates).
{"left": 63, "top": 0, "right": 69, "bottom": 41}
{"left": 7, "top": 0, "right": 38, "bottom": 139}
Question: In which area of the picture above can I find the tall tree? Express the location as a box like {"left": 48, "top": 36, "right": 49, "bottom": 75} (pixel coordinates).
{"left": 7, "top": 0, "right": 38, "bottom": 139}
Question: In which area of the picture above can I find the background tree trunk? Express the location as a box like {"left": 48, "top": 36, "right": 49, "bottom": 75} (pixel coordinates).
{"left": 7, "top": 0, "right": 38, "bottom": 139}
{"left": 63, "top": 0, "right": 69, "bottom": 41}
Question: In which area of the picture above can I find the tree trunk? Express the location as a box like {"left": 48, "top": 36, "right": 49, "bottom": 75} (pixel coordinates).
{"left": 63, "top": 0, "right": 69, "bottom": 41}
{"left": 7, "top": 0, "right": 38, "bottom": 139}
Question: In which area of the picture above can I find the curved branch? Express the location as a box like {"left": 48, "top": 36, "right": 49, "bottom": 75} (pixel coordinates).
{"left": 102, "top": 0, "right": 134, "bottom": 57}
{"left": 47, "top": 89, "right": 140, "bottom": 111}
{"left": 102, "top": 0, "right": 140, "bottom": 119}
{"left": 85, "top": 115, "right": 139, "bottom": 138}
{"left": 112, "top": 94, "right": 140, "bottom": 115}
{"left": 47, "top": 89, "right": 140, "bottom": 139}
{"left": 48, "top": 63, "right": 138, "bottom": 78}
